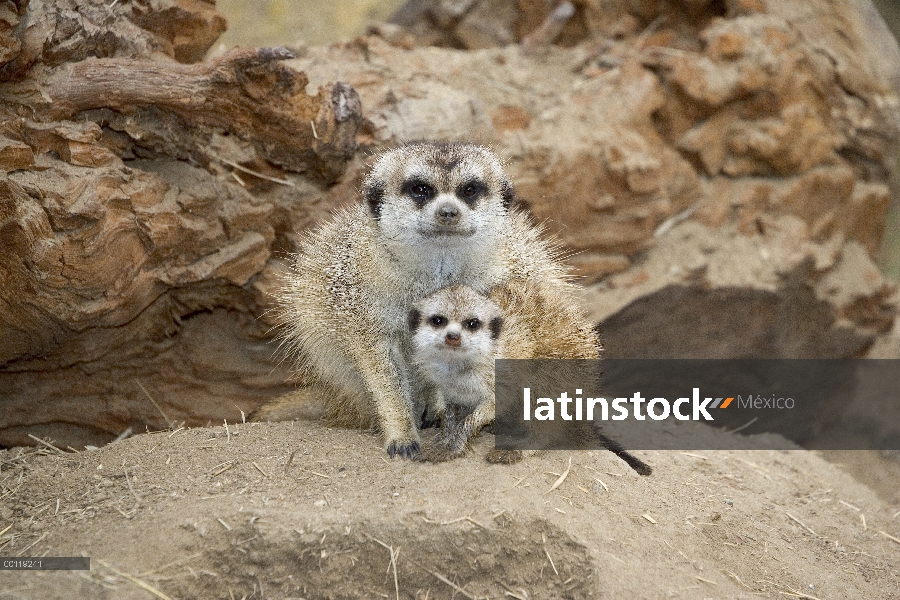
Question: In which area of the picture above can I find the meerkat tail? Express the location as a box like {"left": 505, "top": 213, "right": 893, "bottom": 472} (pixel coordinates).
{"left": 249, "top": 387, "right": 327, "bottom": 422}
{"left": 597, "top": 432, "right": 652, "bottom": 476}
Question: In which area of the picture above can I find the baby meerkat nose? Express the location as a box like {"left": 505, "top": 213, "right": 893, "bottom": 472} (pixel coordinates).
{"left": 436, "top": 202, "right": 461, "bottom": 226}
{"left": 445, "top": 331, "right": 461, "bottom": 346}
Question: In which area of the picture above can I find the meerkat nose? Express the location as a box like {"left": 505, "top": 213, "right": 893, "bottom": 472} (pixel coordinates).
{"left": 445, "top": 331, "right": 461, "bottom": 346}
{"left": 435, "top": 202, "right": 461, "bottom": 226}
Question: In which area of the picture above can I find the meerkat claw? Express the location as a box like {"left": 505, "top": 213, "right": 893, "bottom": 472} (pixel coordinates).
{"left": 387, "top": 440, "right": 421, "bottom": 460}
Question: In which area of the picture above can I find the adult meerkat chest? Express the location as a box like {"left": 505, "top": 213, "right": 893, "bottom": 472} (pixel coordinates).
{"left": 377, "top": 246, "right": 503, "bottom": 334}
{"left": 416, "top": 245, "right": 500, "bottom": 291}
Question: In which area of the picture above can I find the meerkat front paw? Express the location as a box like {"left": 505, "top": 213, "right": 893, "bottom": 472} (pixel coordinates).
{"left": 385, "top": 439, "right": 422, "bottom": 460}
{"left": 420, "top": 445, "right": 463, "bottom": 463}
{"left": 420, "top": 433, "right": 468, "bottom": 462}
{"left": 484, "top": 449, "right": 524, "bottom": 464}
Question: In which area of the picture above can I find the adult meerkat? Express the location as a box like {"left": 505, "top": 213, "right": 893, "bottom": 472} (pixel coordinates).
{"left": 254, "top": 142, "right": 595, "bottom": 459}
{"left": 410, "top": 282, "right": 652, "bottom": 475}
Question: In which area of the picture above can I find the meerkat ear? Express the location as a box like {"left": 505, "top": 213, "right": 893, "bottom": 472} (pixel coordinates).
{"left": 364, "top": 181, "right": 385, "bottom": 219}
{"left": 500, "top": 180, "right": 515, "bottom": 210}
{"left": 408, "top": 308, "right": 421, "bottom": 332}
{"left": 489, "top": 316, "right": 503, "bottom": 339}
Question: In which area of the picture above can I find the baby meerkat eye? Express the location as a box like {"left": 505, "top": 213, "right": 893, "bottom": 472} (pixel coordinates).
{"left": 464, "top": 318, "right": 481, "bottom": 331}
{"left": 429, "top": 315, "right": 447, "bottom": 327}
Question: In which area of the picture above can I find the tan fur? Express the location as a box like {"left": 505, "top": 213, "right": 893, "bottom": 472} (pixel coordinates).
{"left": 252, "top": 142, "right": 597, "bottom": 459}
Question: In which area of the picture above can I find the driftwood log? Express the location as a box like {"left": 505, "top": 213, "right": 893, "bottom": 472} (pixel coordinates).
{"left": 0, "top": 0, "right": 898, "bottom": 448}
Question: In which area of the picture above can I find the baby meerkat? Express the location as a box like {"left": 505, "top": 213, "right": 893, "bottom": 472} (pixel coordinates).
{"left": 409, "top": 282, "right": 652, "bottom": 475}
{"left": 409, "top": 285, "right": 505, "bottom": 461}
{"left": 253, "top": 142, "right": 599, "bottom": 460}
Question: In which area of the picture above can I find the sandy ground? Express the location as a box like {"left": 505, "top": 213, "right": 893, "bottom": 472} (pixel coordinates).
{"left": 1, "top": 420, "right": 898, "bottom": 599}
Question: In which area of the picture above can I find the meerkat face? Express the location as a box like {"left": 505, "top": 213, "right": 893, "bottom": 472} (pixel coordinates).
{"left": 409, "top": 285, "right": 503, "bottom": 362}
{"left": 362, "top": 143, "right": 516, "bottom": 248}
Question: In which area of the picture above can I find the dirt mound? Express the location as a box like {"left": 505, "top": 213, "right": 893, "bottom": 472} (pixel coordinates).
{"left": 1, "top": 421, "right": 898, "bottom": 599}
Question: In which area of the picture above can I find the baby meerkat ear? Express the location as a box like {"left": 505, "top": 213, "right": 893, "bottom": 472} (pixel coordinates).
{"left": 489, "top": 316, "right": 503, "bottom": 340}
{"left": 500, "top": 180, "right": 515, "bottom": 210}
{"left": 364, "top": 180, "right": 385, "bottom": 219}
{"left": 408, "top": 308, "right": 422, "bottom": 332}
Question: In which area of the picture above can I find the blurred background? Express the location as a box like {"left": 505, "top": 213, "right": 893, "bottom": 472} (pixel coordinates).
{"left": 215, "top": 0, "right": 406, "bottom": 48}
{"left": 214, "top": 0, "right": 900, "bottom": 281}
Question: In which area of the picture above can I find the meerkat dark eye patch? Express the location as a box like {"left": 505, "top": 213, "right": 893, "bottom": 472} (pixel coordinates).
{"left": 401, "top": 179, "right": 436, "bottom": 208}
{"left": 456, "top": 179, "right": 487, "bottom": 206}
{"left": 429, "top": 315, "right": 447, "bottom": 327}
{"left": 489, "top": 316, "right": 503, "bottom": 339}
{"left": 464, "top": 318, "right": 481, "bottom": 331}
{"left": 500, "top": 180, "right": 515, "bottom": 210}
{"left": 408, "top": 308, "right": 421, "bottom": 332}
{"left": 365, "top": 181, "right": 385, "bottom": 219}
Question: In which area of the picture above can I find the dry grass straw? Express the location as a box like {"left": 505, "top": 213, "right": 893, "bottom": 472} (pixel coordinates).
{"left": 877, "top": 529, "right": 900, "bottom": 545}
{"left": 26, "top": 434, "right": 66, "bottom": 455}
{"left": 139, "top": 552, "right": 203, "bottom": 577}
{"left": 723, "top": 569, "right": 752, "bottom": 590}
{"left": 662, "top": 538, "right": 690, "bottom": 563}
{"left": 365, "top": 533, "right": 401, "bottom": 600}
{"left": 726, "top": 416, "right": 758, "bottom": 434}
{"left": 299, "top": 467, "right": 330, "bottom": 478}
{"left": 136, "top": 380, "right": 174, "bottom": 429}
{"left": 785, "top": 512, "right": 817, "bottom": 536}
{"left": 758, "top": 578, "right": 824, "bottom": 600}
{"left": 503, "top": 470, "right": 536, "bottom": 492}
{"left": 543, "top": 457, "right": 572, "bottom": 495}
{"left": 423, "top": 567, "right": 476, "bottom": 600}
{"left": 17, "top": 532, "right": 47, "bottom": 556}
{"left": 210, "top": 461, "right": 234, "bottom": 476}
{"left": 681, "top": 452, "right": 708, "bottom": 460}
{"left": 541, "top": 533, "right": 559, "bottom": 576}
{"left": 98, "top": 558, "right": 175, "bottom": 600}
{"left": 368, "top": 533, "right": 479, "bottom": 600}
{"left": 123, "top": 464, "right": 141, "bottom": 504}
{"left": 285, "top": 450, "right": 297, "bottom": 471}
{"left": 212, "top": 154, "right": 295, "bottom": 187}
{"left": 422, "top": 514, "right": 489, "bottom": 530}
{"left": 731, "top": 455, "right": 770, "bottom": 475}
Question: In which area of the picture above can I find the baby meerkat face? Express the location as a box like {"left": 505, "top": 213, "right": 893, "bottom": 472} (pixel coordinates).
{"left": 409, "top": 285, "right": 503, "bottom": 359}
{"left": 363, "top": 143, "right": 515, "bottom": 246}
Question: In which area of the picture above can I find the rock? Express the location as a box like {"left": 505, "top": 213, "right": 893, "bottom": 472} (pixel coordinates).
{"left": 0, "top": 0, "right": 226, "bottom": 81}
{"left": 581, "top": 219, "right": 897, "bottom": 360}
{"left": 1, "top": 0, "right": 898, "bottom": 448}
{"left": 0, "top": 136, "right": 33, "bottom": 170}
